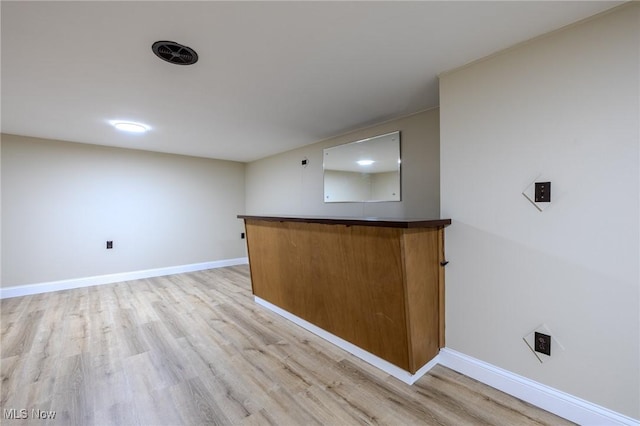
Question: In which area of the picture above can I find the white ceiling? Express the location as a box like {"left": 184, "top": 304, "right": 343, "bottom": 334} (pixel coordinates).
{"left": 1, "top": 1, "right": 622, "bottom": 162}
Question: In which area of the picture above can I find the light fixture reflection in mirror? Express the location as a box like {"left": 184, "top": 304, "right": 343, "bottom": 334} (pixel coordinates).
{"left": 323, "top": 131, "right": 401, "bottom": 203}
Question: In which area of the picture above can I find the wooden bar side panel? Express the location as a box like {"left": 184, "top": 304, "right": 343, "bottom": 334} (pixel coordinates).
{"left": 401, "top": 228, "right": 440, "bottom": 373}
{"left": 245, "top": 219, "right": 411, "bottom": 370}
{"left": 438, "top": 228, "right": 446, "bottom": 349}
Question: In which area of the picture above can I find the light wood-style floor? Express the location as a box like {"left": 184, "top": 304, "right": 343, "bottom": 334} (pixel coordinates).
{"left": 1, "top": 266, "right": 573, "bottom": 426}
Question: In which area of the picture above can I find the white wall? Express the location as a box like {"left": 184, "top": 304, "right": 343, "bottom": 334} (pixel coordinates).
{"left": 245, "top": 108, "right": 440, "bottom": 218}
{"left": 440, "top": 4, "right": 639, "bottom": 419}
{"left": 1, "top": 134, "right": 246, "bottom": 287}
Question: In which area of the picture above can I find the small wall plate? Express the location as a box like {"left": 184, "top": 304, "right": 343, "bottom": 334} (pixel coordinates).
{"left": 523, "top": 177, "right": 551, "bottom": 212}
{"left": 523, "top": 324, "right": 564, "bottom": 363}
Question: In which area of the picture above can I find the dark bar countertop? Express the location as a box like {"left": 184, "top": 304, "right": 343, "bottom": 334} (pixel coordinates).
{"left": 238, "top": 215, "right": 451, "bottom": 229}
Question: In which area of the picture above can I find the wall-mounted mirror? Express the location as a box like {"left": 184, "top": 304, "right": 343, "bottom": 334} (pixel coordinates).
{"left": 323, "top": 131, "right": 400, "bottom": 203}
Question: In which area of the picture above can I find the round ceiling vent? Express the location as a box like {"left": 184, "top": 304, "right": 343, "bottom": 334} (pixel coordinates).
{"left": 152, "top": 41, "right": 198, "bottom": 65}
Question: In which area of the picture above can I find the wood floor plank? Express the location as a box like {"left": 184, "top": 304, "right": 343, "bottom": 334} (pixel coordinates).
{"left": 112, "top": 308, "right": 149, "bottom": 357}
{"left": 170, "top": 376, "right": 233, "bottom": 425}
{"left": 0, "top": 266, "right": 574, "bottom": 426}
{"left": 139, "top": 321, "right": 200, "bottom": 384}
{"left": 92, "top": 400, "right": 138, "bottom": 426}
{"left": 259, "top": 386, "right": 325, "bottom": 426}
{"left": 50, "top": 353, "right": 94, "bottom": 426}
{"left": 1, "top": 310, "right": 45, "bottom": 358}
{"left": 0, "top": 355, "right": 21, "bottom": 407}
{"left": 237, "top": 408, "right": 278, "bottom": 426}
{"left": 178, "top": 339, "right": 258, "bottom": 423}
{"left": 129, "top": 385, "right": 182, "bottom": 425}
{"left": 293, "top": 384, "right": 371, "bottom": 425}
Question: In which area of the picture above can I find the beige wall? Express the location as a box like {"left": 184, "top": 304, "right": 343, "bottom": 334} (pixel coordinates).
{"left": 440, "top": 4, "right": 639, "bottom": 418}
{"left": 0, "top": 137, "right": 2, "bottom": 282}
{"left": 1, "top": 134, "right": 246, "bottom": 287}
{"left": 245, "top": 108, "right": 440, "bottom": 218}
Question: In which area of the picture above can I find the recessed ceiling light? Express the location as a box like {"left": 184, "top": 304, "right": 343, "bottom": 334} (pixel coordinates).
{"left": 109, "top": 120, "right": 150, "bottom": 133}
{"left": 357, "top": 160, "right": 375, "bottom": 166}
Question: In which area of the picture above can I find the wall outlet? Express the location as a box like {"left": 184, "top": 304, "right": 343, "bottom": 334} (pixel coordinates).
{"left": 523, "top": 176, "right": 552, "bottom": 211}
{"left": 534, "top": 182, "right": 551, "bottom": 203}
{"left": 241, "top": 232, "right": 245, "bottom": 239}
{"left": 106, "top": 241, "right": 113, "bottom": 249}
{"left": 534, "top": 332, "right": 551, "bottom": 356}
{"left": 523, "top": 324, "right": 564, "bottom": 363}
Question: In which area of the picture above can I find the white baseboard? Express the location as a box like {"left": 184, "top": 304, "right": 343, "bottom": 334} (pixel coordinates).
{"left": 255, "top": 296, "right": 438, "bottom": 385}
{"left": 438, "top": 348, "right": 639, "bottom": 426}
{"left": 0, "top": 257, "right": 249, "bottom": 299}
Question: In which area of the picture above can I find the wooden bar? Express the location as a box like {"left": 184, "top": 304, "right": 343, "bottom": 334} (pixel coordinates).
{"left": 239, "top": 215, "right": 450, "bottom": 375}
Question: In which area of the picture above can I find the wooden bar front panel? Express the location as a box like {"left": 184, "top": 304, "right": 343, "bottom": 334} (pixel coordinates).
{"left": 245, "top": 218, "right": 443, "bottom": 373}
{"left": 246, "top": 219, "right": 410, "bottom": 369}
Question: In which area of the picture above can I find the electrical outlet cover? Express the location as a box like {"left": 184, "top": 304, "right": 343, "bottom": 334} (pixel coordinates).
{"left": 523, "top": 324, "right": 564, "bottom": 364}
{"left": 534, "top": 182, "right": 551, "bottom": 203}
{"left": 523, "top": 177, "right": 551, "bottom": 211}
{"left": 534, "top": 332, "right": 551, "bottom": 356}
